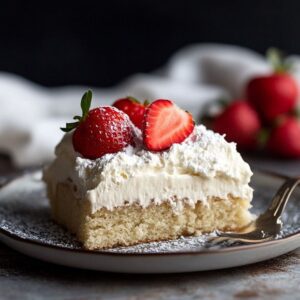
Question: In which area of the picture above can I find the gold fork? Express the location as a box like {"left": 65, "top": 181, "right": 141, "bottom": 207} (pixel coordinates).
{"left": 210, "top": 177, "right": 300, "bottom": 245}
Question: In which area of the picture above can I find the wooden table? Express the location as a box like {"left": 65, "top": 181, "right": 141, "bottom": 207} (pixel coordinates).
{"left": 0, "top": 155, "right": 299, "bottom": 300}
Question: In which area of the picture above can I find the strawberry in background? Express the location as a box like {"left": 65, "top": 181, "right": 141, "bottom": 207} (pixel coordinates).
{"left": 212, "top": 101, "right": 261, "bottom": 151}
{"left": 206, "top": 48, "right": 300, "bottom": 159}
{"left": 246, "top": 49, "right": 298, "bottom": 123}
{"left": 266, "top": 117, "right": 300, "bottom": 158}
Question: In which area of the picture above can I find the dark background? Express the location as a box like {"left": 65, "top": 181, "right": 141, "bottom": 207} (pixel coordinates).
{"left": 0, "top": 1, "right": 299, "bottom": 87}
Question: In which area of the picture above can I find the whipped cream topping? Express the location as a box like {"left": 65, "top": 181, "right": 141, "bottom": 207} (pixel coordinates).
{"left": 43, "top": 125, "right": 253, "bottom": 213}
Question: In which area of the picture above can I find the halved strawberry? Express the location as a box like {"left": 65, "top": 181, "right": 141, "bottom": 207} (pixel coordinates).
{"left": 143, "top": 99, "right": 194, "bottom": 151}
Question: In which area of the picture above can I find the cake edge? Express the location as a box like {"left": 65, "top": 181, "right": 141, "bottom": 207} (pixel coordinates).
{"left": 46, "top": 182, "right": 254, "bottom": 250}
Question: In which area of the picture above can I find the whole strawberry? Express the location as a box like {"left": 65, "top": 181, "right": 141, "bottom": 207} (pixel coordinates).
{"left": 113, "top": 97, "right": 148, "bottom": 129}
{"left": 143, "top": 99, "right": 194, "bottom": 151}
{"left": 212, "top": 100, "right": 261, "bottom": 150}
{"left": 267, "top": 117, "right": 300, "bottom": 158}
{"left": 61, "top": 90, "right": 134, "bottom": 159}
{"left": 246, "top": 49, "right": 298, "bottom": 123}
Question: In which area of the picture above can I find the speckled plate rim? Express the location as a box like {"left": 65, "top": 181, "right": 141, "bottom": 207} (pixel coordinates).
{"left": 0, "top": 169, "right": 299, "bottom": 257}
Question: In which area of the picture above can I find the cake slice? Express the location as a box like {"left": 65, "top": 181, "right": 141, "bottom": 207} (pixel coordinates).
{"left": 43, "top": 92, "right": 253, "bottom": 250}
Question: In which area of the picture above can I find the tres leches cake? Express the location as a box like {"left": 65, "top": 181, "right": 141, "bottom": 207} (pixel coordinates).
{"left": 43, "top": 91, "right": 253, "bottom": 250}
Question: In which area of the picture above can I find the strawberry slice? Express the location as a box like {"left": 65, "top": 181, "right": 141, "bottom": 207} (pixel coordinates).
{"left": 143, "top": 99, "right": 194, "bottom": 151}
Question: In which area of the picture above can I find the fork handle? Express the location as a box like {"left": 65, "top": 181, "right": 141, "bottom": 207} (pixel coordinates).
{"left": 269, "top": 178, "right": 300, "bottom": 218}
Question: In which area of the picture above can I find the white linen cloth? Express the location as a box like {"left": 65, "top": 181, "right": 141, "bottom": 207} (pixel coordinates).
{"left": 1, "top": 43, "right": 299, "bottom": 167}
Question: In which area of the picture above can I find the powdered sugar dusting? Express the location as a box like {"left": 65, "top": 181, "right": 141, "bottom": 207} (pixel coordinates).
{"left": 106, "top": 234, "right": 216, "bottom": 254}
{"left": 48, "top": 125, "right": 252, "bottom": 188}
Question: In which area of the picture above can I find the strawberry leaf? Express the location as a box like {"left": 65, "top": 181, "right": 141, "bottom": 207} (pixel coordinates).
{"left": 60, "top": 90, "right": 93, "bottom": 132}
{"left": 293, "top": 105, "right": 300, "bottom": 119}
{"left": 127, "top": 96, "right": 140, "bottom": 103}
{"left": 218, "top": 98, "right": 230, "bottom": 108}
{"left": 60, "top": 121, "right": 80, "bottom": 132}
{"left": 81, "top": 90, "right": 92, "bottom": 120}
{"left": 267, "top": 48, "right": 291, "bottom": 73}
{"left": 257, "top": 128, "right": 270, "bottom": 149}
{"left": 200, "top": 97, "right": 229, "bottom": 120}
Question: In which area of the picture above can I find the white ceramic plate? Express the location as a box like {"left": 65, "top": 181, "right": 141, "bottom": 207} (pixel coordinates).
{"left": 0, "top": 171, "right": 299, "bottom": 273}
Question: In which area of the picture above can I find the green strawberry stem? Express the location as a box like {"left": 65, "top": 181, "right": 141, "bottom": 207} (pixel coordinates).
{"left": 218, "top": 98, "right": 230, "bottom": 108}
{"left": 80, "top": 90, "right": 92, "bottom": 121}
{"left": 257, "top": 128, "right": 270, "bottom": 149}
{"left": 127, "top": 96, "right": 140, "bottom": 103}
{"left": 293, "top": 105, "right": 300, "bottom": 119}
{"left": 127, "top": 96, "right": 150, "bottom": 106}
{"left": 267, "top": 48, "right": 292, "bottom": 73}
{"left": 61, "top": 90, "right": 92, "bottom": 132}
